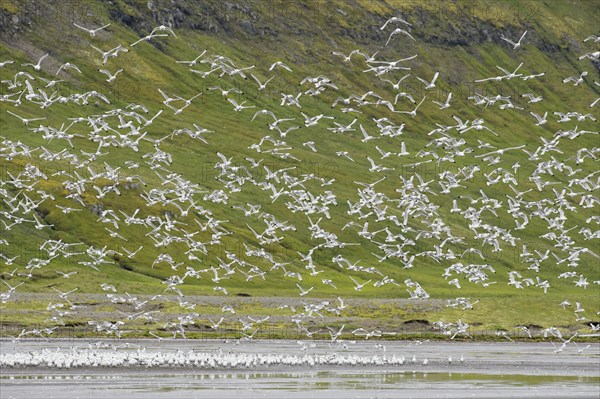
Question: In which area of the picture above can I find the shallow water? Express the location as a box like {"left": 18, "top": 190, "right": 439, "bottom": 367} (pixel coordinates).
{"left": 1, "top": 340, "right": 599, "bottom": 398}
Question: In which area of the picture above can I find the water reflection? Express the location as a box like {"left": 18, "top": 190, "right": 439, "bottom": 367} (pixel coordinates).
{"left": 3, "top": 370, "right": 597, "bottom": 388}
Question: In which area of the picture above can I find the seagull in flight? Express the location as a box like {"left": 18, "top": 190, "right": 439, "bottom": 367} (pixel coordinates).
{"left": 6, "top": 110, "right": 46, "bottom": 126}
{"left": 521, "top": 93, "right": 543, "bottom": 103}
{"left": 175, "top": 50, "right": 207, "bottom": 66}
{"left": 56, "top": 271, "right": 78, "bottom": 279}
{"left": 380, "top": 16, "right": 411, "bottom": 30}
{"left": 21, "top": 53, "right": 48, "bottom": 71}
{"left": 296, "top": 283, "right": 314, "bottom": 297}
{"left": 73, "top": 22, "right": 110, "bottom": 36}
{"left": 56, "top": 62, "right": 82, "bottom": 75}
{"left": 131, "top": 33, "right": 169, "bottom": 47}
{"left": 98, "top": 68, "right": 124, "bottom": 83}
{"left": 386, "top": 28, "right": 416, "bottom": 45}
{"left": 208, "top": 316, "right": 225, "bottom": 330}
{"left": 336, "top": 151, "right": 355, "bottom": 162}
{"left": 150, "top": 25, "right": 177, "bottom": 38}
{"left": 583, "top": 35, "right": 600, "bottom": 43}
{"left": 360, "top": 124, "right": 380, "bottom": 142}
{"left": 349, "top": 276, "right": 372, "bottom": 291}
{"left": 331, "top": 49, "right": 362, "bottom": 62}
{"left": 416, "top": 72, "right": 439, "bottom": 90}
{"left": 354, "top": 177, "right": 386, "bottom": 189}
{"left": 496, "top": 62, "right": 524, "bottom": 79}
{"left": 395, "top": 96, "right": 427, "bottom": 117}
{"left": 563, "top": 71, "right": 588, "bottom": 86}
{"left": 250, "top": 73, "right": 275, "bottom": 90}
{"left": 251, "top": 109, "right": 276, "bottom": 121}
{"left": 269, "top": 61, "right": 292, "bottom": 72}
{"left": 380, "top": 74, "right": 411, "bottom": 90}
{"left": 228, "top": 98, "right": 255, "bottom": 112}
{"left": 578, "top": 51, "right": 600, "bottom": 61}
{"left": 432, "top": 92, "right": 452, "bottom": 109}
{"left": 529, "top": 111, "right": 548, "bottom": 126}
{"left": 500, "top": 30, "right": 527, "bottom": 49}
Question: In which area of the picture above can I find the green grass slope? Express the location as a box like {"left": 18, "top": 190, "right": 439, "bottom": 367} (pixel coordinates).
{"left": 0, "top": 0, "right": 598, "bottom": 337}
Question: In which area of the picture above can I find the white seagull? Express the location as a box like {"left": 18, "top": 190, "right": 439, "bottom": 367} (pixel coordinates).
{"left": 73, "top": 22, "right": 110, "bottom": 36}
{"left": 131, "top": 33, "right": 169, "bottom": 47}
{"left": 349, "top": 276, "right": 372, "bottom": 291}
{"left": 98, "top": 68, "right": 123, "bottom": 83}
{"left": 380, "top": 16, "right": 411, "bottom": 30}
{"left": 386, "top": 28, "right": 416, "bottom": 45}
{"left": 530, "top": 111, "right": 548, "bottom": 126}
{"left": 269, "top": 61, "right": 292, "bottom": 72}
{"left": 6, "top": 110, "right": 46, "bottom": 126}
{"left": 296, "top": 283, "right": 314, "bottom": 296}
{"left": 432, "top": 92, "right": 452, "bottom": 109}
{"left": 56, "top": 271, "right": 78, "bottom": 279}
{"left": 583, "top": 35, "right": 600, "bottom": 43}
{"left": 175, "top": 50, "right": 207, "bottom": 66}
{"left": 500, "top": 30, "right": 528, "bottom": 49}
{"left": 416, "top": 72, "right": 439, "bottom": 90}
{"left": 228, "top": 98, "right": 255, "bottom": 112}
{"left": 563, "top": 71, "right": 587, "bottom": 86}
{"left": 21, "top": 53, "right": 48, "bottom": 71}
{"left": 56, "top": 62, "right": 82, "bottom": 75}
{"left": 250, "top": 73, "right": 275, "bottom": 90}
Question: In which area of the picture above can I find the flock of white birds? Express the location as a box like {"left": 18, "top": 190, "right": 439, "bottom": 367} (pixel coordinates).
{"left": 0, "top": 10, "right": 599, "bottom": 364}
{"left": 0, "top": 344, "right": 439, "bottom": 369}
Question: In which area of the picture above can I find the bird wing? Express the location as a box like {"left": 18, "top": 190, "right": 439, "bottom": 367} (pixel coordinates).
{"left": 518, "top": 30, "right": 528, "bottom": 43}
{"left": 73, "top": 23, "right": 90, "bottom": 32}
{"left": 500, "top": 36, "right": 515, "bottom": 45}
{"left": 496, "top": 66, "right": 510, "bottom": 75}
{"left": 157, "top": 88, "right": 171, "bottom": 101}
{"left": 529, "top": 111, "right": 541, "bottom": 122}
{"left": 385, "top": 30, "right": 398, "bottom": 45}
{"left": 416, "top": 76, "right": 428, "bottom": 85}
{"left": 356, "top": 123, "right": 368, "bottom": 137}
{"left": 514, "top": 62, "right": 524, "bottom": 73}
{"left": 250, "top": 73, "right": 261, "bottom": 85}
{"left": 90, "top": 44, "right": 105, "bottom": 54}
{"left": 402, "top": 29, "right": 416, "bottom": 40}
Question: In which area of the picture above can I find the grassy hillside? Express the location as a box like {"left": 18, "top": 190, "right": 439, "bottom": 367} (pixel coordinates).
{"left": 0, "top": 0, "right": 598, "bottom": 338}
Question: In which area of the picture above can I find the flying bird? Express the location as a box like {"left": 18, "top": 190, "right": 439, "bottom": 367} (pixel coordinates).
{"left": 98, "top": 68, "right": 124, "bottom": 83}
{"left": 500, "top": 30, "right": 528, "bottom": 49}
{"left": 73, "top": 22, "right": 111, "bottom": 36}
{"left": 21, "top": 53, "right": 48, "bottom": 71}
{"left": 269, "top": 61, "right": 292, "bottom": 72}
{"left": 386, "top": 28, "right": 416, "bottom": 45}
{"left": 380, "top": 16, "right": 412, "bottom": 30}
